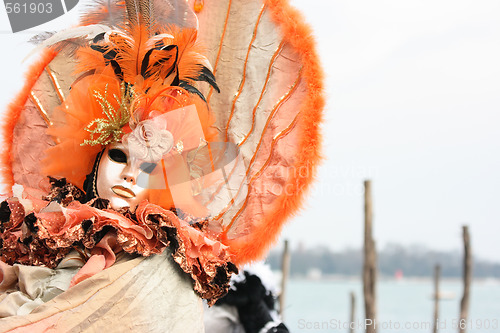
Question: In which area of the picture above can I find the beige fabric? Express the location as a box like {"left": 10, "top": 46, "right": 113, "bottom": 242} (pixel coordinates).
{"left": 204, "top": 303, "right": 245, "bottom": 333}
{"left": 0, "top": 250, "right": 204, "bottom": 332}
{"left": 12, "top": 51, "right": 77, "bottom": 190}
{"left": 191, "top": 0, "right": 307, "bottom": 234}
{"left": 0, "top": 251, "right": 84, "bottom": 318}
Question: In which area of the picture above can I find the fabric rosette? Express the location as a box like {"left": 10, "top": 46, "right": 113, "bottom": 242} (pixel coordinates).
{"left": 124, "top": 119, "right": 175, "bottom": 162}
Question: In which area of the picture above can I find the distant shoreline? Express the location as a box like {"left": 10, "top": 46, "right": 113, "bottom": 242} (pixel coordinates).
{"left": 281, "top": 275, "right": 500, "bottom": 283}
{"left": 266, "top": 243, "right": 500, "bottom": 279}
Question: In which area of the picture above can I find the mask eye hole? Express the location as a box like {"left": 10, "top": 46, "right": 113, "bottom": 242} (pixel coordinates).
{"left": 140, "top": 162, "right": 157, "bottom": 174}
{"left": 108, "top": 149, "right": 127, "bottom": 163}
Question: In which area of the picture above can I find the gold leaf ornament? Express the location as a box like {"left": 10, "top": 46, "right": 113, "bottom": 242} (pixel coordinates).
{"left": 81, "top": 83, "right": 136, "bottom": 146}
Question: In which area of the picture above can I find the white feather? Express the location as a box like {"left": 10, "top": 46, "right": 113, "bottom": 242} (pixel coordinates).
{"left": 230, "top": 262, "right": 280, "bottom": 295}
{"left": 103, "top": 29, "right": 133, "bottom": 44}
{"left": 146, "top": 33, "right": 175, "bottom": 48}
{"left": 24, "top": 24, "right": 112, "bottom": 61}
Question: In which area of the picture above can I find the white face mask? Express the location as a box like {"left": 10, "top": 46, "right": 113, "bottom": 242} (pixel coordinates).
{"left": 96, "top": 142, "right": 158, "bottom": 212}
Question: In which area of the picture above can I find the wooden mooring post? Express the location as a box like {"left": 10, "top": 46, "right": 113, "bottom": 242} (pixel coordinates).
{"left": 279, "top": 239, "right": 291, "bottom": 319}
{"left": 459, "top": 226, "right": 471, "bottom": 333}
{"left": 363, "top": 180, "right": 377, "bottom": 333}
{"left": 433, "top": 264, "right": 441, "bottom": 333}
{"left": 350, "top": 292, "right": 356, "bottom": 333}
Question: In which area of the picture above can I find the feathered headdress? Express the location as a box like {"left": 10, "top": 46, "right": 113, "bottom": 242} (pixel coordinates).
{"left": 2, "top": 0, "right": 324, "bottom": 266}
{"left": 38, "top": 1, "right": 220, "bottom": 216}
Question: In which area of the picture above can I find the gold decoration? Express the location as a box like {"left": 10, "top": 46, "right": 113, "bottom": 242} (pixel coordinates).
{"left": 81, "top": 83, "right": 135, "bottom": 146}
{"left": 45, "top": 66, "right": 65, "bottom": 103}
{"left": 29, "top": 91, "right": 52, "bottom": 126}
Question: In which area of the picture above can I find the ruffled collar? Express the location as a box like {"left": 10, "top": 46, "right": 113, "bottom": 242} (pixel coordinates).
{"left": 0, "top": 179, "right": 236, "bottom": 305}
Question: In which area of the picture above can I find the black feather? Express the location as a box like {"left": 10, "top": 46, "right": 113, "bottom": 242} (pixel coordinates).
{"left": 179, "top": 80, "right": 206, "bottom": 102}
{"left": 161, "top": 44, "right": 177, "bottom": 52}
{"left": 170, "top": 68, "right": 180, "bottom": 86}
{"left": 154, "top": 40, "right": 165, "bottom": 49}
{"left": 156, "top": 45, "right": 178, "bottom": 78}
{"left": 91, "top": 44, "right": 117, "bottom": 60}
{"left": 93, "top": 32, "right": 106, "bottom": 43}
{"left": 141, "top": 45, "right": 178, "bottom": 78}
{"left": 141, "top": 47, "right": 157, "bottom": 76}
{"left": 187, "top": 65, "right": 220, "bottom": 93}
{"left": 110, "top": 60, "right": 123, "bottom": 80}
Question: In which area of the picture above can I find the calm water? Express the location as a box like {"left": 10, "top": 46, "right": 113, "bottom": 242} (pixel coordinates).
{"left": 283, "top": 278, "right": 500, "bottom": 333}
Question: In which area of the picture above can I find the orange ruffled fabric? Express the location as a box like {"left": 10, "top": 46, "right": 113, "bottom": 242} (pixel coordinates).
{"left": 0, "top": 182, "right": 235, "bottom": 304}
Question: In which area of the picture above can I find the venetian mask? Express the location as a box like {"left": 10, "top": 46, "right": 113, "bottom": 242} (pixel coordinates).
{"left": 95, "top": 114, "right": 176, "bottom": 211}
{"left": 96, "top": 142, "right": 158, "bottom": 212}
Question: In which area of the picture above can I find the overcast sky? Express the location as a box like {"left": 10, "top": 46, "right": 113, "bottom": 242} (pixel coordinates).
{"left": 0, "top": 1, "right": 499, "bottom": 261}
{"left": 282, "top": 0, "right": 500, "bottom": 262}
